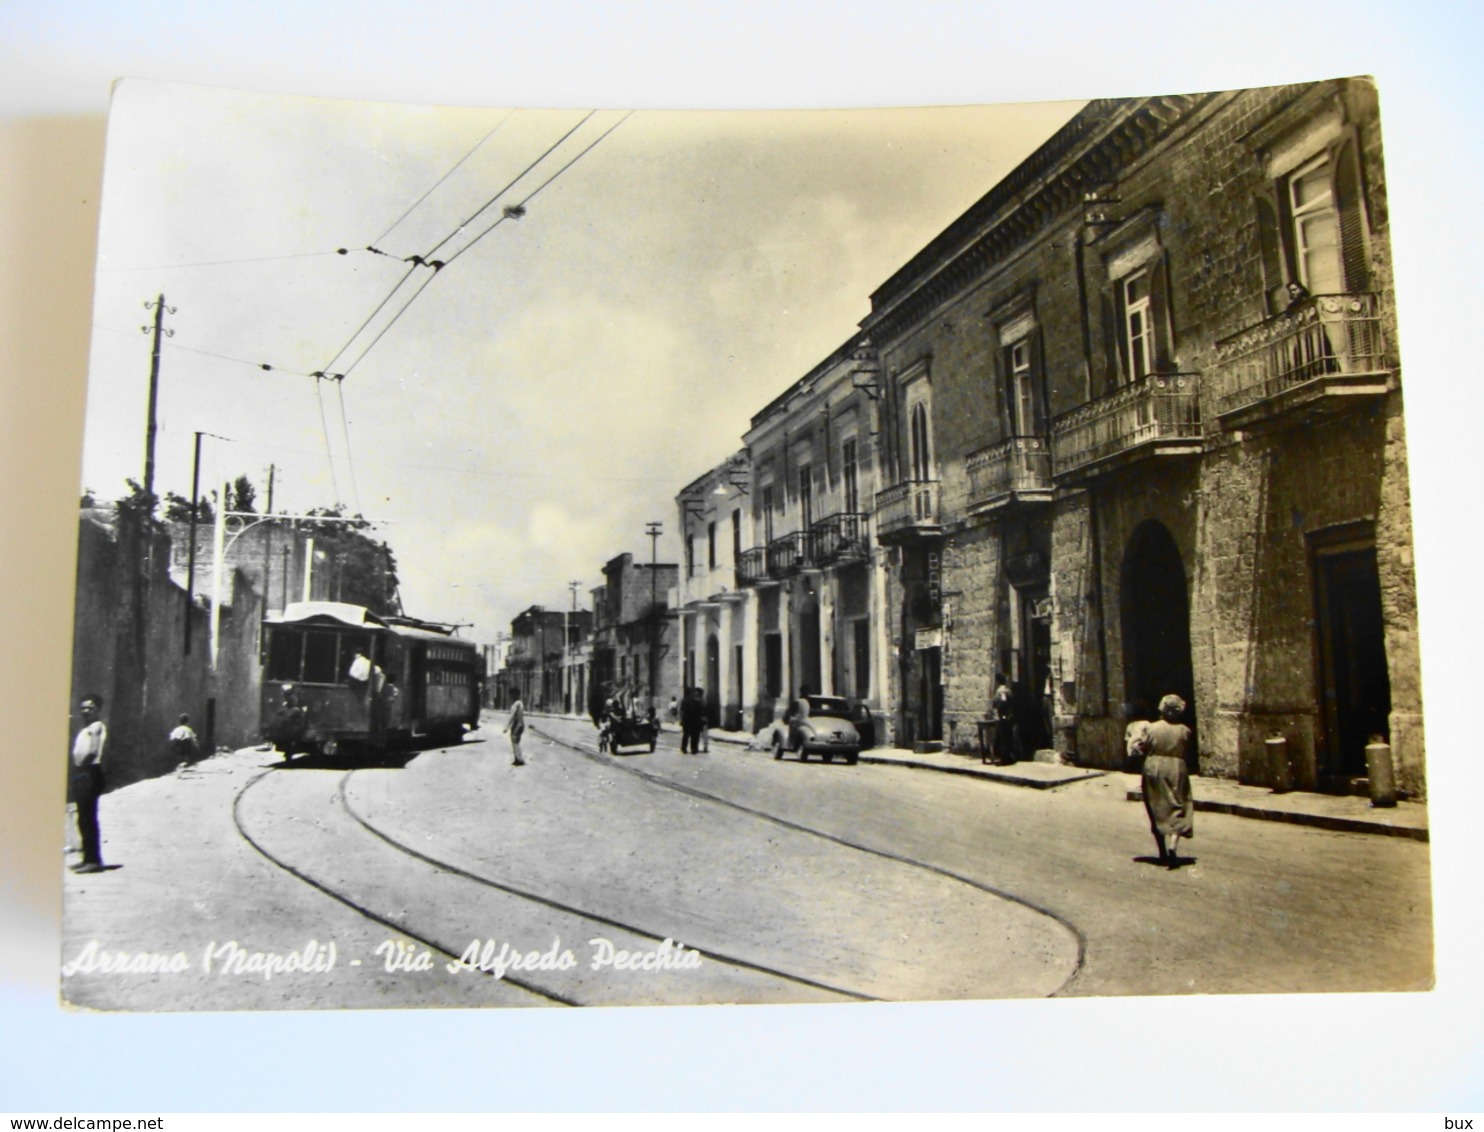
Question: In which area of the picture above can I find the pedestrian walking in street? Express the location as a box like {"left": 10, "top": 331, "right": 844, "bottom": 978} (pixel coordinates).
{"left": 1140, "top": 693, "right": 1195, "bottom": 868}
{"left": 69, "top": 693, "right": 108, "bottom": 874}
{"left": 679, "top": 686, "right": 704, "bottom": 753}
{"left": 169, "top": 713, "right": 200, "bottom": 765}
{"left": 505, "top": 697, "right": 527, "bottom": 766}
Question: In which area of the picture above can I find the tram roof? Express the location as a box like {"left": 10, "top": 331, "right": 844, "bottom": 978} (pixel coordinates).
{"left": 268, "top": 601, "right": 388, "bottom": 628}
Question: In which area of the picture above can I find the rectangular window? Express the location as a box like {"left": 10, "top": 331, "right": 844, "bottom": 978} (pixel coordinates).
{"left": 799, "top": 465, "right": 813, "bottom": 529}
{"left": 1009, "top": 340, "right": 1037, "bottom": 434}
{"left": 707, "top": 521, "right": 717, "bottom": 569}
{"left": 265, "top": 627, "right": 304, "bottom": 682}
{"left": 1288, "top": 153, "right": 1343, "bottom": 294}
{"left": 842, "top": 438, "right": 859, "bottom": 513}
{"left": 1123, "top": 270, "right": 1154, "bottom": 381}
{"left": 762, "top": 485, "right": 775, "bottom": 543}
{"left": 731, "top": 509, "right": 741, "bottom": 562}
{"left": 685, "top": 534, "right": 695, "bottom": 578}
{"left": 302, "top": 630, "right": 340, "bottom": 684}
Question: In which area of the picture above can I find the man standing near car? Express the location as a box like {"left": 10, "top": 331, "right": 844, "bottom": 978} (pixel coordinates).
{"left": 69, "top": 693, "right": 108, "bottom": 874}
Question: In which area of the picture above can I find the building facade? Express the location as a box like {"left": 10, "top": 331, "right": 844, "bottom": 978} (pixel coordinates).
{"left": 589, "top": 553, "right": 680, "bottom": 716}
{"left": 671, "top": 451, "right": 753, "bottom": 731}
{"left": 860, "top": 80, "right": 1422, "bottom": 793}
{"left": 736, "top": 337, "right": 892, "bottom": 737}
{"left": 507, "top": 606, "right": 568, "bottom": 712}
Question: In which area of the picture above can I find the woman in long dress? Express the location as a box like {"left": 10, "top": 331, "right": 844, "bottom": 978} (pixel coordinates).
{"left": 1141, "top": 693, "right": 1195, "bottom": 868}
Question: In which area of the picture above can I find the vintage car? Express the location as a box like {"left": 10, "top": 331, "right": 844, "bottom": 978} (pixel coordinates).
{"left": 772, "top": 695, "right": 861, "bottom": 764}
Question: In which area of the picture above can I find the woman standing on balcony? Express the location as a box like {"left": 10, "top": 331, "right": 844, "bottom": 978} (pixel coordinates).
{"left": 1140, "top": 693, "right": 1195, "bottom": 868}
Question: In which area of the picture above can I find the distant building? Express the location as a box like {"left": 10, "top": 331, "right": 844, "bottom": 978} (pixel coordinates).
{"left": 671, "top": 451, "right": 752, "bottom": 731}
{"left": 507, "top": 606, "right": 568, "bottom": 712}
{"left": 589, "top": 552, "right": 679, "bottom": 716}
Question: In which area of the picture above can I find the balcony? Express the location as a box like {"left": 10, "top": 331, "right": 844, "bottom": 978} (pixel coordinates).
{"left": 874, "top": 479, "right": 941, "bottom": 543}
{"left": 1210, "top": 292, "right": 1390, "bottom": 430}
{"left": 1051, "top": 374, "right": 1201, "bottom": 482}
{"left": 736, "top": 546, "right": 769, "bottom": 588}
{"left": 808, "top": 512, "right": 870, "bottom": 567}
{"left": 966, "top": 435, "right": 1053, "bottom": 513}
{"left": 766, "top": 531, "right": 809, "bottom": 579}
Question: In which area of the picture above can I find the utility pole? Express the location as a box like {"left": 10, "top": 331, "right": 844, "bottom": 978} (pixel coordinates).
{"left": 183, "top": 430, "right": 204, "bottom": 656}
{"left": 646, "top": 520, "right": 662, "bottom": 712}
{"left": 140, "top": 294, "right": 174, "bottom": 501}
{"left": 568, "top": 580, "right": 581, "bottom": 713}
{"left": 261, "top": 465, "right": 276, "bottom": 623}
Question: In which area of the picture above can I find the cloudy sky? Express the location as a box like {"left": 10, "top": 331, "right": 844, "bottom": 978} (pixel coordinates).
{"left": 84, "top": 81, "right": 1080, "bottom": 639}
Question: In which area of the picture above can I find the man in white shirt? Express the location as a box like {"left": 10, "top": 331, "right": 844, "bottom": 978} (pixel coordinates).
{"left": 69, "top": 694, "right": 108, "bottom": 873}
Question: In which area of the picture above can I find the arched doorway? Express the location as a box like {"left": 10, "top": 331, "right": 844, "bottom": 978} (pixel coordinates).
{"left": 1120, "top": 520, "right": 1196, "bottom": 765}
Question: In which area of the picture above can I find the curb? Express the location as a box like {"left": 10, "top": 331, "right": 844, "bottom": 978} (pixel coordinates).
{"left": 511, "top": 711, "right": 1428, "bottom": 839}
{"left": 857, "top": 754, "right": 1107, "bottom": 790}
{"left": 1124, "top": 788, "right": 1429, "bottom": 842}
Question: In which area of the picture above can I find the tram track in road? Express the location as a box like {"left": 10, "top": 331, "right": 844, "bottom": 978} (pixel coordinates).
{"left": 231, "top": 758, "right": 874, "bottom": 1006}
{"left": 529, "top": 721, "right": 1092, "bottom": 999}
{"left": 231, "top": 766, "right": 576, "bottom": 1007}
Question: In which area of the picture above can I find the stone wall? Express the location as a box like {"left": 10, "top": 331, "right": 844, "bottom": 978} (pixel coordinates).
{"left": 70, "top": 508, "right": 263, "bottom": 790}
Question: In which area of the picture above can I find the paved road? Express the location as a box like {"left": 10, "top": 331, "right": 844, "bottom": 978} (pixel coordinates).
{"left": 61, "top": 709, "right": 1431, "bottom": 1010}
{"left": 525, "top": 712, "right": 1433, "bottom": 998}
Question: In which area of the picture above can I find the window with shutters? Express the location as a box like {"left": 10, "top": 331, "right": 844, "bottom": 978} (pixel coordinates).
{"left": 841, "top": 437, "right": 859, "bottom": 513}
{"left": 798, "top": 464, "right": 814, "bottom": 530}
{"left": 1092, "top": 217, "right": 1176, "bottom": 392}
{"left": 1255, "top": 129, "right": 1370, "bottom": 314}
{"left": 1122, "top": 271, "right": 1156, "bottom": 381}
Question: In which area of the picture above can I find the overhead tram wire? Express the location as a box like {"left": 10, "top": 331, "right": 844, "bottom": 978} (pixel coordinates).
{"left": 418, "top": 110, "right": 596, "bottom": 262}
{"left": 334, "top": 110, "right": 622, "bottom": 382}
{"left": 371, "top": 110, "right": 517, "bottom": 247}
{"left": 91, "top": 323, "right": 327, "bottom": 379}
{"left": 439, "top": 110, "right": 633, "bottom": 271}
{"left": 332, "top": 375, "right": 363, "bottom": 517}
{"left": 95, "top": 249, "right": 348, "bottom": 273}
{"left": 313, "top": 378, "right": 344, "bottom": 507}
{"left": 315, "top": 111, "right": 598, "bottom": 386}
{"left": 198, "top": 433, "right": 683, "bottom": 487}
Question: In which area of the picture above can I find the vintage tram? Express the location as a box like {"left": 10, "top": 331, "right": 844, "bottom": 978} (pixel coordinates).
{"left": 260, "top": 601, "right": 481, "bottom": 758}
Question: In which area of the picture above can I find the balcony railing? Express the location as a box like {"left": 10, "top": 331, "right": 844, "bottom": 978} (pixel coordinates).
{"left": 808, "top": 512, "right": 870, "bottom": 566}
{"left": 1051, "top": 374, "right": 1201, "bottom": 480}
{"left": 766, "top": 531, "right": 809, "bottom": 579}
{"left": 874, "top": 479, "right": 941, "bottom": 540}
{"left": 966, "top": 435, "right": 1053, "bottom": 511}
{"left": 736, "top": 546, "right": 769, "bottom": 587}
{"left": 1210, "top": 292, "right": 1389, "bottom": 426}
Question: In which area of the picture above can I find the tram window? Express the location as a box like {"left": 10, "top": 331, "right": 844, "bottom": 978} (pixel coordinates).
{"left": 265, "top": 629, "right": 303, "bottom": 682}
{"left": 302, "top": 631, "right": 339, "bottom": 684}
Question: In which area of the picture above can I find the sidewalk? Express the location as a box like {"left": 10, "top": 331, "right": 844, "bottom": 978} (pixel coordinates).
{"left": 522, "top": 710, "right": 1427, "bottom": 842}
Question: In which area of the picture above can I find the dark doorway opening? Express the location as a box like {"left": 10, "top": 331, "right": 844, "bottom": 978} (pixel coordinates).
{"left": 1018, "top": 584, "right": 1053, "bottom": 752}
{"left": 918, "top": 645, "right": 943, "bottom": 743}
{"left": 705, "top": 633, "right": 721, "bottom": 727}
{"left": 1120, "top": 520, "right": 1196, "bottom": 765}
{"left": 763, "top": 633, "right": 783, "bottom": 700}
{"left": 799, "top": 596, "right": 822, "bottom": 695}
{"left": 1314, "top": 540, "right": 1391, "bottom": 782}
